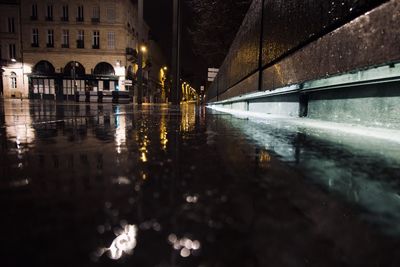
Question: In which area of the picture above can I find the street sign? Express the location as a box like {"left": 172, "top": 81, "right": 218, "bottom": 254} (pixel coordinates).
{"left": 123, "top": 80, "right": 133, "bottom": 86}
{"left": 207, "top": 68, "right": 219, "bottom": 82}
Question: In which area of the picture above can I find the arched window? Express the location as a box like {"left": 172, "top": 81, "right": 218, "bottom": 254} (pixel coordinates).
{"left": 64, "top": 61, "right": 85, "bottom": 76}
{"left": 32, "top": 60, "right": 55, "bottom": 75}
{"left": 94, "top": 62, "right": 115, "bottom": 76}
{"left": 10, "top": 72, "right": 17, "bottom": 89}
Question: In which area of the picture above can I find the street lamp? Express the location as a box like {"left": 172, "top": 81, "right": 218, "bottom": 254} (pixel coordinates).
{"left": 140, "top": 45, "right": 147, "bottom": 53}
{"left": 137, "top": 0, "right": 144, "bottom": 105}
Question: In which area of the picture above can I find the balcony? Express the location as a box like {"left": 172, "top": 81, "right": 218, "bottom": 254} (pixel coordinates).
{"left": 76, "top": 40, "right": 84, "bottom": 49}
{"left": 76, "top": 17, "right": 84, "bottom": 22}
{"left": 61, "top": 17, "right": 69, "bottom": 22}
{"left": 31, "top": 43, "right": 39, "bottom": 48}
{"left": 126, "top": 48, "right": 138, "bottom": 56}
{"left": 61, "top": 44, "right": 69, "bottom": 48}
{"left": 30, "top": 15, "right": 37, "bottom": 21}
{"left": 91, "top": 18, "right": 100, "bottom": 23}
{"left": 45, "top": 16, "right": 53, "bottom": 21}
{"left": 46, "top": 43, "right": 54, "bottom": 48}
{"left": 92, "top": 44, "right": 100, "bottom": 49}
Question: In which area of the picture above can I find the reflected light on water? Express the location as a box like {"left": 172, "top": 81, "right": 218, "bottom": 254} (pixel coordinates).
{"left": 168, "top": 234, "right": 201, "bottom": 258}
{"left": 160, "top": 113, "right": 168, "bottom": 150}
{"left": 5, "top": 101, "right": 35, "bottom": 149}
{"left": 99, "top": 224, "right": 138, "bottom": 260}
{"left": 115, "top": 112, "right": 127, "bottom": 154}
{"left": 180, "top": 104, "right": 196, "bottom": 133}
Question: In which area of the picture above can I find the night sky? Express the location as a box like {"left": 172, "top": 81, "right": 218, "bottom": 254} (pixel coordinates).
{"left": 144, "top": 0, "right": 208, "bottom": 89}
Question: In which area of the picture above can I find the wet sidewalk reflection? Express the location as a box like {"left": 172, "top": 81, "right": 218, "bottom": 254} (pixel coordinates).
{"left": 0, "top": 99, "right": 399, "bottom": 267}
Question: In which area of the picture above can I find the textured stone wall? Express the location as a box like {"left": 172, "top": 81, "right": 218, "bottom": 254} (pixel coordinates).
{"left": 208, "top": 0, "right": 391, "bottom": 102}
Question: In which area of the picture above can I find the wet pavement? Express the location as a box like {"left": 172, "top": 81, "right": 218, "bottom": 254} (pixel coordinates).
{"left": 0, "top": 99, "right": 399, "bottom": 267}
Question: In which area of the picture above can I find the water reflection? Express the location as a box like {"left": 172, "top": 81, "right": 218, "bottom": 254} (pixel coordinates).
{"left": 114, "top": 106, "right": 127, "bottom": 154}
{"left": 4, "top": 100, "right": 35, "bottom": 149}
{"left": 0, "top": 100, "right": 399, "bottom": 267}
{"left": 180, "top": 103, "right": 196, "bottom": 133}
{"left": 99, "top": 224, "right": 138, "bottom": 260}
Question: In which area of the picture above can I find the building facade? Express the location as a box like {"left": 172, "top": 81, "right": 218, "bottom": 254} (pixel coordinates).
{"left": 0, "top": 0, "right": 152, "bottom": 100}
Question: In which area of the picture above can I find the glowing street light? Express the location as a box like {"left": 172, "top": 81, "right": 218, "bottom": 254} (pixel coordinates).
{"left": 140, "top": 45, "right": 147, "bottom": 53}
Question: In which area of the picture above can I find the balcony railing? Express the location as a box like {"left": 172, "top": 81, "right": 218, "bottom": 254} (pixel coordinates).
{"left": 77, "top": 40, "right": 84, "bottom": 48}
{"left": 61, "top": 44, "right": 69, "bottom": 48}
{"left": 46, "top": 43, "right": 54, "bottom": 48}
{"left": 31, "top": 43, "right": 39, "bottom": 48}
{"left": 91, "top": 18, "right": 100, "bottom": 23}
{"left": 30, "top": 15, "right": 38, "bottom": 21}
{"left": 76, "top": 17, "right": 84, "bottom": 22}
{"left": 126, "top": 48, "right": 138, "bottom": 56}
{"left": 61, "top": 17, "right": 69, "bottom": 22}
{"left": 92, "top": 44, "right": 100, "bottom": 49}
{"left": 45, "top": 16, "right": 53, "bottom": 21}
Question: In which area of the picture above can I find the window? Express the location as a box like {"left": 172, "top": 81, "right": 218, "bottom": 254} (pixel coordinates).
{"left": 8, "top": 18, "right": 15, "bottom": 33}
{"left": 77, "top": 5, "right": 84, "bottom": 22}
{"left": 31, "top": 4, "right": 38, "bottom": 20}
{"left": 106, "top": 8, "right": 116, "bottom": 22}
{"left": 46, "top": 5, "right": 53, "bottom": 21}
{"left": 47, "top": 29, "right": 54, "bottom": 47}
{"left": 92, "top": 31, "right": 100, "bottom": 49}
{"left": 77, "top": 30, "right": 84, "bottom": 48}
{"left": 62, "top": 30, "right": 69, "bottom": 48}
{"left": 32, "top": 28, "right": 39, "bottom": 47}
{"left": 107, "top": 32, "right": 115, "bottom": 49}
{"left": 62, "top": 5, "right": 69, "bottom": 21}
{"left": 92, "top": 6, "right": 100, "bottom": 22}
{"left": 10, "top": 72, "right": 17, "bottom": 89}
{"left": 9, "top": 44, "right": 16, "bottom": 59}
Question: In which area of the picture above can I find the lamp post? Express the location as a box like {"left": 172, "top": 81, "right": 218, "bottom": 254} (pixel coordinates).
{"left": 172, "top": 0, "right": 181, "bottom": 105}
{"left": 137, "top": 0, "right": 144, "bottom": 105}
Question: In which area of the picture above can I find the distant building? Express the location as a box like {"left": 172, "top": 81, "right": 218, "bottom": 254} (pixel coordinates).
{"left": 0, "top": 0, "right": 163, "bottom": 101}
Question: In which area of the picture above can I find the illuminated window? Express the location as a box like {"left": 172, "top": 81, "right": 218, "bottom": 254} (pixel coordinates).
{"left": 32, "top": 28, "right": 39, "bottom": 47}
{"left": 47, "top": 29, "right": 54, "bottom": 47}
{"left": 10, "top": 72, "right": 17, "bottom": 89}
{"left": 107, "top": 8, "right": 116, "bottom": 22}
{"left": 9, "top": 44, "right": 16, "bottom": 59}
{"left": 31, "top": 4, "right": 38, "bottom": 20}
{"left": 77, "top": 30, "right": 84, "bottom": 48}
{"left": 92, "top": 31, "right": 100, "bottom": 49}
{"left": 46, "top": 5, "right": 53, "bottom": 21}
{"left": 92, "top": 6, "right": 100, "bottom": 21}
{"left": 62, "top": 30, "right": 69, "bottom": 48}
{"left": 8, "top": 18, "right": 15, "bottom": 33}
{"left": 107, "top": 32, "right": 115, "bottom": 49}
{"left": 77, "top": 5, "right": 84, "bottom": 22}
{"left": 62, "top": 5, "right": 69, "bottom": 21}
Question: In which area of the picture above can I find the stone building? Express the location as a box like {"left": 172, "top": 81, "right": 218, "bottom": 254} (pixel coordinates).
{"left": 0, "top": 0, "right": 152, "bottom": 100}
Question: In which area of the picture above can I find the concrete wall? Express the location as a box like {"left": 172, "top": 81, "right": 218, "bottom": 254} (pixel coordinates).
{"left": 207, "top": 0, "right": 400, "bottom": 129}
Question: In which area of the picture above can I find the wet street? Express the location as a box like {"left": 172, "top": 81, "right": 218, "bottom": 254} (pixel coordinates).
{"left": 0, "top": 99, "right": 399, "bottom": 267}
